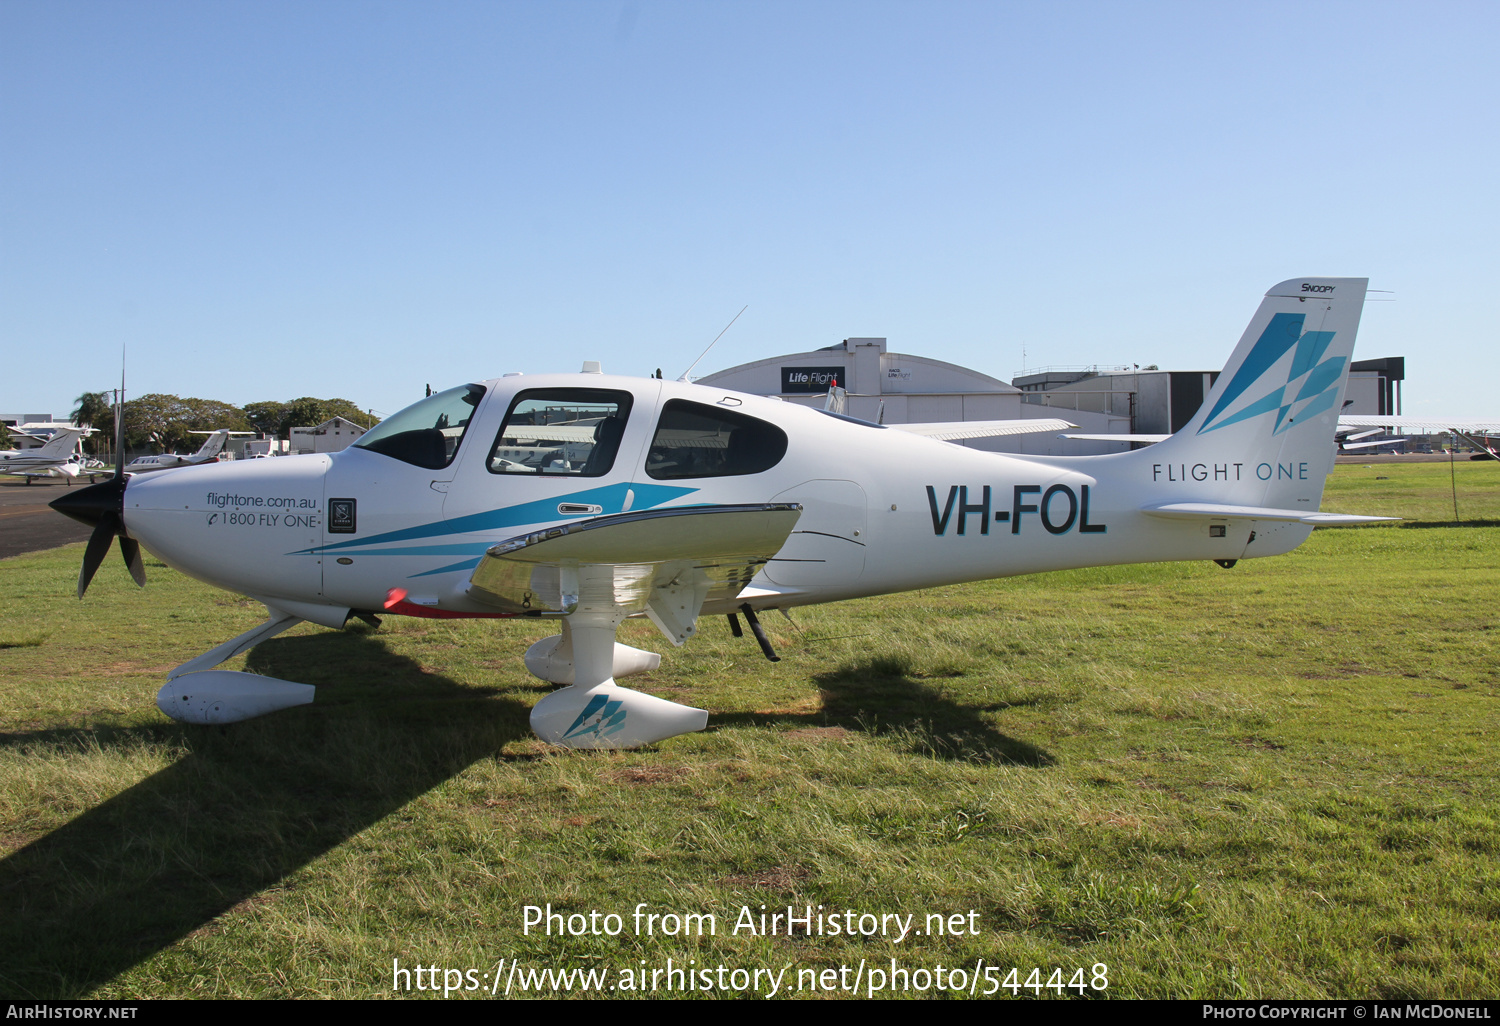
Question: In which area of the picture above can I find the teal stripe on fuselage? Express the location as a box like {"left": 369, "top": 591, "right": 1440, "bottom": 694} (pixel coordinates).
{"left": 288, "top": 482, "right": 699, "bottom": 556}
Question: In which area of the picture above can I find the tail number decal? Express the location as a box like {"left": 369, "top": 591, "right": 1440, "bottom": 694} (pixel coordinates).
{"left": 927, "top": 484, "right": 1106, "bottom": 537}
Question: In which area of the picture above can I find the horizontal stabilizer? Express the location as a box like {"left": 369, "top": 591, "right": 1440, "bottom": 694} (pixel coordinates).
{"left": 894, "top": 417, "right": 1077, "bottom": 441}
{"left": 1142, "top": 502, "right": 1398, "bottom": 525}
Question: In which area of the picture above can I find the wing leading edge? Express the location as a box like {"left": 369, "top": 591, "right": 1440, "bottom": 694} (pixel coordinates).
{"left": 893, "top": 417, "right": 1078, "bottom": 441}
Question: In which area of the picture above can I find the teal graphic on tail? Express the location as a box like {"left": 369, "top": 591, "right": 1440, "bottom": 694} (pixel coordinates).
{"left": 1146, "top": 277, "right": 1368, "bottom": 512}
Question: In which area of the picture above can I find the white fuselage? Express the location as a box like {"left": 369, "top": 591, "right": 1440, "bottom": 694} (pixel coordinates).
{"left": 117, "top": 373, "right": 1320, "bottom": 622}
{"left": 61, "top": 277, "right": 1376, "bottom": 744}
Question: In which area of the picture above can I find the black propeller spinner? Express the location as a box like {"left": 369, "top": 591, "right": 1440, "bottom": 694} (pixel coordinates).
{"left": 50, "top": 476, "right": 144, "bottom": 597}
{"left": 49, "top": 385, "right": 145, "bottom": 598}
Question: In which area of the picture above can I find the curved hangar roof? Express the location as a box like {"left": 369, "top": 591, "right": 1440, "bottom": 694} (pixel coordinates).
{"left": 697, "top": 337, "right": 1018, "bottom": 398}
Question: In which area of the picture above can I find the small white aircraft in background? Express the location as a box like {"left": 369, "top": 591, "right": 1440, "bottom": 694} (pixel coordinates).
{"left": 1334, "top": 425, "right": 1406, "bottom": 453}
{"left": 1070, "top": 418, "right": 1497, "bottom": 460}
{"left": 1, "top": 427, "right": 88, "bottom": 484}
{"left": 1336, "top": 416, "right": 1500, "bottom": 461}
{"left": 124, "top": 429, "right": 254, "bottom": 475}
{"left": 54, "top": 277, "right": 1392, "bottom": 749}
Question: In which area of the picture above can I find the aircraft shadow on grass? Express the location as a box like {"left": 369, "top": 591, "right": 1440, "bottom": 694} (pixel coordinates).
{"left": 0, "top": 630, "right": 531, "bottom": 999}
{"left": 0, "top": 627, "right": 1052, "bottom": 996}
{"left": 712, "top": 655, "right": 1056, "bottom": 767}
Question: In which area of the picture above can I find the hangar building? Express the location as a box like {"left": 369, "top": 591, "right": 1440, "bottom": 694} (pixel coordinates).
{"left": 698, "top": 338, "right": 1131, "bottom": 456}
{"left": 1012, "top": 356, "right": 1407, "bottom": 434}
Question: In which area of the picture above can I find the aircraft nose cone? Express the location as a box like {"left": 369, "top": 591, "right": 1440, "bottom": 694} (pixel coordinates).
{"left": 50, "top": 476, "right": 126, "bottom": 528}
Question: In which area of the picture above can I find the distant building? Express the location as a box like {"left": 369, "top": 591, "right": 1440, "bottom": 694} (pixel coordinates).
{"left": 1344, "top": 357, "right": 1404, "bottom": 416}
{"left": 1012, "top": 367, "right": 1220, "bottom": 436}
{"left": 1012, "top": 356, "right": 1408, "bottom": 441}
{"left": 0, "top": 414, "right": 81, "bottom": 449}
{"left": 699, "top": 338, "right": 1130, "bottom": 455}
{"left": 290, "top": 416, "right": 368, "bottom": 454}
{"left": 236, "top": 438, "right": 291, "bottom": 459}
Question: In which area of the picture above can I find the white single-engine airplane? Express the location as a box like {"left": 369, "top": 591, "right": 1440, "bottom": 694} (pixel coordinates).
{"left": 124, "top": 429, "right": 253, "bottom": 474}
{"left": 2, "top": 427, "right": 88, "bottom": 484}
{"left": 53, "top": 277, "right": 1393, "bottom": 748}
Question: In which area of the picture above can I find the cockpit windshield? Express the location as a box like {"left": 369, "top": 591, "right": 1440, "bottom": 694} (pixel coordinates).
{"left": 354, "top": 384, "right": 485, "bottom": 469}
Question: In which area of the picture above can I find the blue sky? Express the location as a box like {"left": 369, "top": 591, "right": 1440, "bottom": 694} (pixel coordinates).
{"left": 4, "top": 0, "right": 1497, "bottom": 421}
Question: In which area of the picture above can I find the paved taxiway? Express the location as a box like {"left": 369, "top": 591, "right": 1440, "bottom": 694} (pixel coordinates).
{"left": 0, "top": 479, "right": 93, "bottom": 560}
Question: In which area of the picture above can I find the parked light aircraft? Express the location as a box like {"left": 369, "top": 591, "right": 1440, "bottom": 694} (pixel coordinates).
{"left": 53, "top": 277, "right": 1392, "bottom": 749}
{"left": 1, "top": 427, "right": 87, "bottom": 484}
{"left": 1068, "top": 415, "right": 1497, "bottom": 459}
{"left": 1336, "top": 416, "right": 1500, "bottom": 461}
{"left": 124, "top": 429, "right": 253, "bottom": 474}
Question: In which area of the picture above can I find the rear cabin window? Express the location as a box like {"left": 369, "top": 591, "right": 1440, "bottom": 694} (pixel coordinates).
{"left": 487, "top": 389, "right": 633, "bottom": 477}
{"left": 645, "top": 400, "right": 788, "bottom": 480}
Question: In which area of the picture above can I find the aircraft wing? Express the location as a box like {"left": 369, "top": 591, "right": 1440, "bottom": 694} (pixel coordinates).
{"left": 1338, "top": 416, "right": 1500, "bottom": 433}
{"left": 892, "top": 417, "right": 1077, "bottom": 441}
{"left": 1339, "top": 438, "right": 1408, "bottom": 451}
{"left": 466, "top": 503, "right": 802, "bottom": 644}
{"left": 1338, "top": 416, "right": 1500, "bottom": 459}
{"left": 1062, "top": 433, "right": 1170, "bottom": 444}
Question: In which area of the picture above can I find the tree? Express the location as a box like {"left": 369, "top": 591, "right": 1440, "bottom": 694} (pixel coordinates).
{"left": 243, "top": 397, "right": 374, "bottom": 439}
{"left": 71, "top": 392, "right": 116, "bottom": 454}
{"left": 242, "top": 401, "right": 288, "bottom": 438}
{"left": 319, "top": 399, "right": 373, "bottom": 429}
{"left": 116, "top": 395, "right": 253, "bottom": 453}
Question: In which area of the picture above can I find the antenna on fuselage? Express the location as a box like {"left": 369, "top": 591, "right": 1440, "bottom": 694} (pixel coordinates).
{"left": 677, "top": 305, "right": 747, "bottom": 382}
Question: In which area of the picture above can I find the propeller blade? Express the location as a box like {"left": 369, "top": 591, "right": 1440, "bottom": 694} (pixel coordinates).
{"left": 115, "top": 353, "right": 126, "bottom": 478}
{"left": 120, "top": 535, "right": 146, "bottom": 588}
{"left": 78, "top": 513, "right": 118, "bottom": 599}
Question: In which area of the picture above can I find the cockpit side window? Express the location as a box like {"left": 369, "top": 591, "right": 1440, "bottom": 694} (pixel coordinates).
{"left": 354, "top": 384, "right": 484, "bottom": 469}
{"left": 487, "top": 389, "right": 634, "bottom": 477}
{"left": 645, "top": 400, "right": 788, "bottom": 480}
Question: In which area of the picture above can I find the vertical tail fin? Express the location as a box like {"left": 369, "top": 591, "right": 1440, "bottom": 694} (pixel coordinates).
{"left": 1145, "top": 277, "right": 1368, "bottom": 511}
{"left": 190, "top": 430, "right": 230, "bottom": 461}
{"left": 36, "top": 427, "right": 86, "bottom": 459}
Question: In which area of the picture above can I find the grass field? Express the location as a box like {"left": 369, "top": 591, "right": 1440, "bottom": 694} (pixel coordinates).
{"left": 0, "top": 462, "right": 1496, "bottom": 999}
